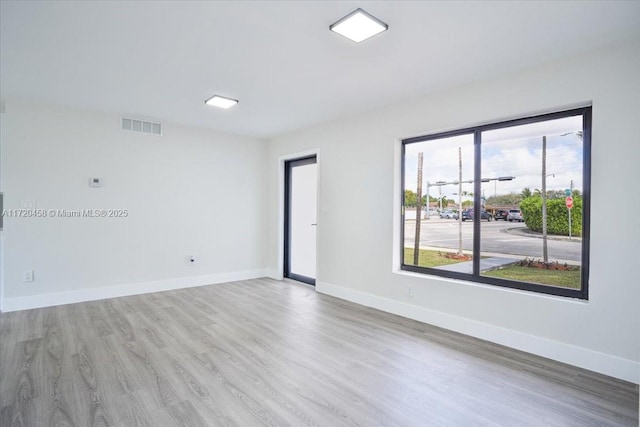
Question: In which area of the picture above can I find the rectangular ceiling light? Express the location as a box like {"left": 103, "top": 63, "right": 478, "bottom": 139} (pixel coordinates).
{"left": 205, "top": 95, "right": 239, "bottom": 109}
{"left": 330, "top": 8, "right": 388, "bottom": 43}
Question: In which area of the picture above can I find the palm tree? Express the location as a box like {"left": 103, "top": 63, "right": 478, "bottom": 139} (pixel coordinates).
{"left": 520, "top": 187, "right": 532, "bottom": 198}
{"left": 439, "top": 196, "right": 449, "bottom": 209}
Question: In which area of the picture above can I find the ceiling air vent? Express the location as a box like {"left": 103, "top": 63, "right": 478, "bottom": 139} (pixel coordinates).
{"left": 122, "top": 117, "right": 162, "bottom": 136}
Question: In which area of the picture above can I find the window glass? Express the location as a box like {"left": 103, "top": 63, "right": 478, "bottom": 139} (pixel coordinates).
{"left": 403, "top": 133, "right": 475, "bottom": 270}
{"left": 401, "top": 107, "right": 590, "bottom": 299}
{"left": 480, "top": 117, "right": 584, "bottom": 290}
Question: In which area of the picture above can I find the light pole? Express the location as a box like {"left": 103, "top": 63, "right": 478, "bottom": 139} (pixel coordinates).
{"left": 425, "top": 180, "right": 447, "bottom": 219}
{"left": 414, "top": 153, "right": 424, "bottom": 265}
{"left": 488, "top": 175, "right": 517, "bottom": 199}
{"left": 458, "top": 148, "right": 462, "bottom": 255}
{"left": 429, "top": 176, "right": 514, "bottom": 197}
{"left": 426, "top": 175, "right": 515, "bottom": 255}
{"left": 542, "top": 135, "right": 551, "bottom": 264}
{"left": 560, "top": 131, "right": 581, "bottom": 240}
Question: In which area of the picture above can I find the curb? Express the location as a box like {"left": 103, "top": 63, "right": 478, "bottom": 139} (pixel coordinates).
{"left": 503, "top": 226, "right": 582, "bottom": 242}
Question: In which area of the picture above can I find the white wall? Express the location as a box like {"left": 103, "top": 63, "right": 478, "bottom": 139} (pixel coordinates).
{"left": 266, "top": 39, "right": 640, "bottom": 383}
{"left": 1, "top": 99, "right": 267, "bottom": 310}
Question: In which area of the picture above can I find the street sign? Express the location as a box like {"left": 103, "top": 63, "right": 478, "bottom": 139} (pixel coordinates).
{"left": 565, "top": 196, "right": 574, "bottom": 209}
{"left": 564, "top": 189, "right": 572, "bottom": 196}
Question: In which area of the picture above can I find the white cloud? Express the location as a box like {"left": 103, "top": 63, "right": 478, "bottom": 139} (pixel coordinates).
{"left": 404, "top": 121, "right": 583, "bottom": 198}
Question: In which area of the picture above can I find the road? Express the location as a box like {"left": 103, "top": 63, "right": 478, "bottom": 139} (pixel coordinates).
{"left": 404, "top": 217, "right": 582, "bottom": 263}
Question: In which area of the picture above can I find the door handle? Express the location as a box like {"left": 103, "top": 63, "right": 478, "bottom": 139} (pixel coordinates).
{"left": 311, "top": 223, "right": 317, "bottom": 226}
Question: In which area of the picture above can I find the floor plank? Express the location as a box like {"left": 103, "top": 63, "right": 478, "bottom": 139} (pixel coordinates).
{"left": 0, "top": 278, "right": 637, "bottom": 426}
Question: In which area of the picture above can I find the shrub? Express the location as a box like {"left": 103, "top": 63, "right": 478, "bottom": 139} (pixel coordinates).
{"left": 520, "top": 196, "right": 582, "bottom": 236}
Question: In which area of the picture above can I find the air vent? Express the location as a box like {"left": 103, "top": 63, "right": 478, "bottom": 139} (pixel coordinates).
{"left": 122, "top": 117, "right": 162, "bottom": 135}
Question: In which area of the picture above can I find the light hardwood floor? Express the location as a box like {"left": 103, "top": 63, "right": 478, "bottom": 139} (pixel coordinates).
{"left": 0, "top": 278, "right": 637, "bottom": 426}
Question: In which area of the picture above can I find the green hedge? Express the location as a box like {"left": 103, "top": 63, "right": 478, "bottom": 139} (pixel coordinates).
{"left": 520, "top": 196, "right": 582, "bottom": 236}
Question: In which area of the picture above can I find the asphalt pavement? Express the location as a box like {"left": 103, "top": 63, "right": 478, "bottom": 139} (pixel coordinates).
{"left": 404, "top": 217, "right": 582, "bottom": 264}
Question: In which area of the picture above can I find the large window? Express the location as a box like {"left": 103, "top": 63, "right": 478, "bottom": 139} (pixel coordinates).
{"left": 401, "top": 107, "right": 591, "bottom": 299}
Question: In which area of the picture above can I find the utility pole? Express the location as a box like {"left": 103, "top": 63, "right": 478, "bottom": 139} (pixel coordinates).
{"left": 542, "top": 136, "right": 548, "bottom": 264}
{"left": 458, "top": 147, "right": 463, "bottom": 255}
{"left": 413, "top": 152, "right": 423, "bottom": 265}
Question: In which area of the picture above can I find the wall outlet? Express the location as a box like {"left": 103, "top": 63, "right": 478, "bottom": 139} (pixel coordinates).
{"left": 406, "top": 285, "right": 413, "bottom": 297}
{"left": 89, "top": 177, "right": 102, "bottom": 187}
{"left": 23, "top": 270, "right": 34, "bottom": 282}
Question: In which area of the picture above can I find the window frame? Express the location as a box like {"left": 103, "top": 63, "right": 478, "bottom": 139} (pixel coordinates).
{"left": 401, "top": 107, "right": 591, "bottom": 299}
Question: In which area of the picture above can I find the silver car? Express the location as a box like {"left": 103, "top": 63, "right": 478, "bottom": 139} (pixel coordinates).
{"left": 439, "top": 209, "right": 455, "bottom": 219}
{"left": 507, "top": 209, "right": 523, "bottom": 222}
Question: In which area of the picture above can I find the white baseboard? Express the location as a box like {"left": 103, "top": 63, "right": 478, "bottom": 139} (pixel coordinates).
{"left": 266, "top": 269, "right": 283, "bottom": 281}
{"left": 317, "top": 280, "right": 639, "bottom": 385}
{"left": 2, "top": 269, "right": 268, "bottom": 312}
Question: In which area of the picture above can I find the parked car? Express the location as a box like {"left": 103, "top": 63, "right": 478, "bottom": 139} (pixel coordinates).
{"left": 440, "top": 209, "right": 455, "bottom": 219}
{"left": 460, "top": 209, "right": 493, "bottom": 221}
{"left": 507, "top": 209, "right": 524, "bottom": 222}
{"left": 494, "top": 209, "right": 509, "bottom": 221}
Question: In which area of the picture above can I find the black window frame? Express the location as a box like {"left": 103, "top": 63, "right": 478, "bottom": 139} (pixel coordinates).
{"left": 401, "top": 107, "right": 591, "bottom": 299}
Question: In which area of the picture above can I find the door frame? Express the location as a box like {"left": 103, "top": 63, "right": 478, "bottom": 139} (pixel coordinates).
{"left": 277, "top": 149, "right": 319, "bottom": 284}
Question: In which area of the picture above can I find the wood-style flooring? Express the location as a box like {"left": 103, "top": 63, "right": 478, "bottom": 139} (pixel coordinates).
{"left": 0, "top": 278, "right": 637, "bottom": 426}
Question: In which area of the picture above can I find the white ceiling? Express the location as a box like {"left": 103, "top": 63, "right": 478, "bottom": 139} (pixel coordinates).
{"left": 2, "top": 1, "right": 639, "bottom": 139}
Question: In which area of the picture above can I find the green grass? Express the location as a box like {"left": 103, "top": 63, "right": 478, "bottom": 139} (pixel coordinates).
{"left": 405, "top": 247, "right": 581, "bottom": 289}
{"left": 404, "top": 248, "right": 471, "bottom": 268}
{"left": 483, "top": 265, "right": 581, "bottom": 289}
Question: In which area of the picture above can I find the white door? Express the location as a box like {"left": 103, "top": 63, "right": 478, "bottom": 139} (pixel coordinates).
{"left": 285, "top": 157, "right": 317, "bottom": 285}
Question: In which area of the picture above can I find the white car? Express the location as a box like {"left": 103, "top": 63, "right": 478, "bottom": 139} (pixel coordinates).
{"left": 507, "top": 209, "right": 524, "bottom": 222}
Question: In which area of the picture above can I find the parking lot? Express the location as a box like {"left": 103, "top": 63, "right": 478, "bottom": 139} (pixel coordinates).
{"left": 404, "top": 216, "right": 581, "bottom": 263}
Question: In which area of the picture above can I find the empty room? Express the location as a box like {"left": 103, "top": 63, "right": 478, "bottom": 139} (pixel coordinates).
{"left": 1, "top": 1, "right": 638, "bottom": 426}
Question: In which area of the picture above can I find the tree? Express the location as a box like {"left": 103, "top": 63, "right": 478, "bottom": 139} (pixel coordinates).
{"left": 521, "top": 196, "right": 582, "bottom": 236}
{"left": 404, "top": 190, "right": 417, "bottom": 207}
{"left": 486, "top": 193, "right": 521, "bottom": 206}
{"left": 439, "top": 195, "right": 449, "bottom": 208}
{"left": 418, "top": 195, "right": 439, "bottom": 207}
{"left": 521, "top": 187, "right": 532, "bottom": 198}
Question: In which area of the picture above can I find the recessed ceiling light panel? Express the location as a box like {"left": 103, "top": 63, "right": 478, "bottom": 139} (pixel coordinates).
{"left": 205, "top": 95, "right": 239, "bottom": 109}
{"left": 330, "top": 8, "right": 388, "bottom": 43}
